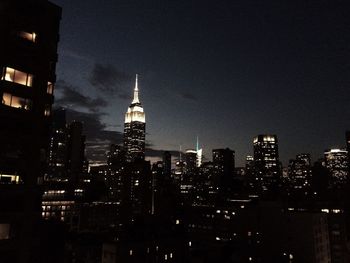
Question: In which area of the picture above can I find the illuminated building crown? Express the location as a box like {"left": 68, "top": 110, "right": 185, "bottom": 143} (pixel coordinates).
{"left": 125, "top": 74, "right": 145, "bottom": 123}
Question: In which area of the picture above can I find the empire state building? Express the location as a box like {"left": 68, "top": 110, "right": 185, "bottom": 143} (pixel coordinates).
{"left": 123, "top": 74, "right": 146, "bottom": 161}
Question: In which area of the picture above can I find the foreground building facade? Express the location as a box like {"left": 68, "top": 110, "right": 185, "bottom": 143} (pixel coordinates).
{"left": 0, "top": 0, "right": 61, "bottom": 262}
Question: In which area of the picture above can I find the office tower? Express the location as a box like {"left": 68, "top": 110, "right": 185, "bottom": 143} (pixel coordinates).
{"left": 66, "top": 121, "right": 86, "bottom": 180}
{"left": 125, "top": 160, "right": 152, "bottom": 218}
{"left": 47, "top": 113, "right": 87, "bottom": 181}
{"left": 245, "top": 155, "right": 254, "bottom": 176}
{"left": 253, "top": 135, "right": 280, "bottom": 190}
{"left": 48, "top": 108, "right": 68, "bottom": 179}
{"left": 324, "top": 149, "right": 348, "bottom": 186}
{"left": 174, "top": 159, "right": 185, "bottom": 182}
{"left": 0, "top": 0, "right": 61, "bottom": 261}
{"left": 212, "top": 148, "right": 235, "bottom": 191}
{"left": 123, "top": 74, "right": 146, "bottom": 162}
{"left": 107, "top": 144, "right": 126, "bottom": 166}
{"left": 163, "top": 151, "right": 172, "bottom": 177}
{"left": 346, "top": 131, "right": 350, "bottom": 172}
{"left": 185, "top": 149, "right": 197, "bottom": 174}
{"left": 179, "top": 150, "right": 197, "bottom": 199}
{"left": 288, "top": 154, "right": 312, "bottom": 190}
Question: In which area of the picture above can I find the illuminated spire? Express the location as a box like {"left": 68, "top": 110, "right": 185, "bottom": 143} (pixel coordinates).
{"left": 132, "top": 74, "right": 140, "bottom": 104}
{"left": 196, "top": 136, "right": 202, "bottom": 167}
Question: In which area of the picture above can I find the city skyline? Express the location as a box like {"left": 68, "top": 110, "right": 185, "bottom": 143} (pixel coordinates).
{"left": 52, "top": 0, "right": 350, "bottom": 166}
{"left": 2, "top": 1, "right": 350, "bottom": 262}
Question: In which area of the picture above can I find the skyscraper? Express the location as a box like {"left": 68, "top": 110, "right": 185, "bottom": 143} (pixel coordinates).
{"left": 66, "top": 121, "right": 86, "bottom": 181}
{"left": 163, "top": 151, "right": 172, "bottom": 177}
{"left": 185, "top": 149, "right": 197, "bottom": 174}
{"left": 123, "top": 74, "right": 146, "bottom": 162}
{"left": 288, "top": 153, "right": 312, "bottom": 190}
{"left": 324, "top": 149, "right": 348, "bottom": 187}
{"left": 253, "top": 135, "right": 280, "bottom": 190}
{"left": 212, "top": 148, "right": 235, "bottom": 191}
{"left": 48, "top": 108, "right": 68, "bottom": 179}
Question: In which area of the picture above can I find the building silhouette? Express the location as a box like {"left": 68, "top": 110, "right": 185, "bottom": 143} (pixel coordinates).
{"left": 47, "top": 109, "right": 86, "bottom": 182}
{"left": 66, "top": 121, "right": 86, "bottom": 182}
{"left": 253, "top": 134, "right": 280, "bottom": 191}
{"left": 47, "top": 108, "right": 67, "bottom": 179}
{"left": 162, "top": 151, "right": 172, "bottom": 177}
{"left": 212, "top": 148, "right": 235, "bottom": 194}
{"left": 123, "top": 74, "right": 146, "bottom": 162}
{"left": 185, "top": 149, "right": 197, "bottom": 175}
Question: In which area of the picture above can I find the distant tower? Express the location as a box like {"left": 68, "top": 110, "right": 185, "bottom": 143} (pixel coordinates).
{"left": 196, "top": 136, "right": 203, "bottom": 167}
{"left": 253, "top": 134, "right": 280, "bottom": 190}
{"left": 212, "top": 148, "right": 235, "bottom": 189}
{"left": 163, "top": 151, "right": 171, "bottom": 177}
{"left": 288, "top": 153, "right": 312, "bottom": 190}
{"left": 185, "top": 149, "right": 197, "bottom": 174}
{"left": 324, "top": 148, "right": 348, "bottom": 187}
{"left": 123, "top": 74, "right": 146, "bottom": 162}
{"left": 67, "top": 122, "right": 85, "bottom": 173}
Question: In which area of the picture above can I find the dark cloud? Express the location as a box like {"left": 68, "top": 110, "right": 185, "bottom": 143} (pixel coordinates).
{"left": 179, "top": 91, "right": 197, "bottom": 101}
{"left": 55, "top": 80, "right": 107, "bottom": 112}
{"left": 65, "top": 109, "right": 123, "bottom": 143}
{"left": 61, "top": 49, "right": 92, "bottom": 63}
{"left": 118, "top": 92, "right": 132, "bottom": 100}
{"left": 89, "top": 63, "right": 132, "bottom": 95}
{"left": 145, "top": 148, "right": 180, "bottom": 158}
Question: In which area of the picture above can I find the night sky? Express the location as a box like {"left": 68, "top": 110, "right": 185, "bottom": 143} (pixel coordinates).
{"left": 51, "top": 0, "right": 350, "bottom": 166}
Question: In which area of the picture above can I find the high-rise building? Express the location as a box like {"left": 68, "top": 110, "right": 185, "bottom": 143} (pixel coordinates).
{"left": 163, "top": 151, "right": 172, "bottom": 177}
{"left": 107, "top": 144, "right": 126, "bottom": 166}
{"left": 0, "top": 0, "right": 61, "bottom": 261}
{"left": 288, "top": 153, "right": 312, "bottom": 190}
{"left": 185, "top": 149, "right": 197, "bottom": 174}
{"left": 212, "top": 148, "right": 235, "bottom": 191}
{"left": 66, "top": 121, "right": 86, "bottom": 181}
{"left": 245, "top": 155, "right": 254, "bottom": 176}
{"left": 253, "top": 135, "right": 280, "bottom": 190}
{"left": 123, "top": 74, "right": 146, "bottom": 162}
{"left": 48, "top": 108, "right": 68, "bottom": 179}
{"left": 324, "top": 149, "right": 348, "bottom": 186}
{"left": 47, "top": 111, "right": 86, "bottom": 181}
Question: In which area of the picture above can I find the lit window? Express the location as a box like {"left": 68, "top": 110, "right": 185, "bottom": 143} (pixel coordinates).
{"left": 2, "top": 93, "right": 32, "bottom": 110}
{"left": 47, "top": 82, "right": 54, "bottom": 94}
{"left": 44, "top": 104, "right": 51, "bottom": 116}
{"left": 18, "top": 31, "right": 36, "bottom": 42}
{"left": 1, "top": 67, "right": 33, "bottom": 87}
